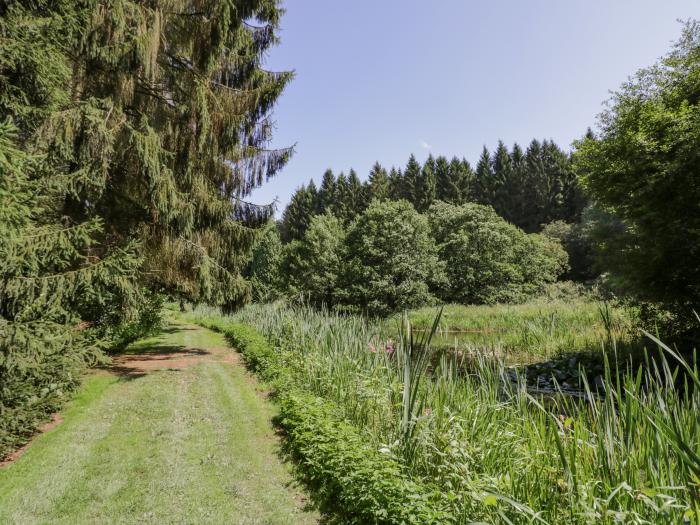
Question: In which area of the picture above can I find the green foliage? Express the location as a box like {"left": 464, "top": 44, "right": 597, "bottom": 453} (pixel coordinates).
{"left": 185, "top": 302, "right": 699, "bottom": 525}
{"left": 281, "top": 185, "right": 315, "bottom": 242}
{"left": 184, "top": 309, "right": 456, "bottom": 524}
{"left": 3, "top": 0, "right": 292, "bottom": 311}
{"left": 341, "top": 200, "right": 444, "bottom": 316}
{"left": 541, "top": 219, "right": 597, "bottom": 281}
{"left": 286, "top": 213, "right": 346, "bottom": 306}
{"left": 435, "top": 156, "right": 474, "bottom": 204}
{"left": 0, "top": 120, "right": 138, "bottom": 459}
{"left": 0, "top": 0, "right": 291, "bottom": 458}
{"left": 281, "top": 136, "right": 583, "bottom": 251}
{"left": 428, "top": 201, "right": 568, "bottom": 304}
{"left": 248, "top": 222, "right": 285, "bottom": 302}
{"left": 574, "top": 21, "right": 700, "bottom": 329}
{"left": 367, "top": 162, "right": 390, "bottom": 201}
{"left": 406, "top": 298, "right": 636, "bottom": 360}
{"left": 280, "top": 393, "right": 454, "bottom": 525}
{"left": 223, "top": 322, "right": 279, "bottom": 380}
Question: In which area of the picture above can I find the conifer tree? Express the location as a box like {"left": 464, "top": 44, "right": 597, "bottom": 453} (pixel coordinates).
{"left": 3, "top": 0, "right": 294, "bottom": 311}
{"left": 0, "top": 121, "right": 139, "bottom": 456}
{"left": 474, "top": 146, "right": 495, "bottom": 205}
{"left": 436, "top": 155, "right": 472, "bottom": 204}
{"left": 248, "top": 222, "right": 285, "bottom": 302}
{"left": 334, "top": 172, "right": 351, "bottom": 221}
{"left": 347, "top": 169, "right": 366, "bottom": 217}
{"left": 318, "top": 169, "right": 337, "bottom": 213}
{"left": 457, "top": 158, "right": 476, "bottom": 202}
{"left": 491, "top": 141, "right": 513, "bottom": 219}
{"left": 506, "top": 143, "right": 528, "bottom": 228}
{"left": 522, "top": 139, "right": 546, "bottom": 231}
{"left": 280, "top": 185, "right": 314, "bottom": 242}
{"left": 388, "top": 167, "right": 403, "bottom": 200}
{"left": 435, "top": 156, "right": 453, "bottom": 202}
{"left": 307, "top": 179, "right": 320, "bottom": 214}
{"left": 402, "top": 154, "right": 422, "bottom": 207}
{"left": 414, "top": 155, "right": 437, "bottom": 212}
{"left": 367, "top": 162, "right": 390, "bottom": 201}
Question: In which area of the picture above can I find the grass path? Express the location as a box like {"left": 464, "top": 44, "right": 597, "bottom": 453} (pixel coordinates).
{"left": 0, "top": 322, "right": 320, "bottom": 525}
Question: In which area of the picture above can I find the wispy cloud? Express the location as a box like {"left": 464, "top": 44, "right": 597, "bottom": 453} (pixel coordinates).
{"left": 420, "top": 139, "right": 432, "bottom": 150}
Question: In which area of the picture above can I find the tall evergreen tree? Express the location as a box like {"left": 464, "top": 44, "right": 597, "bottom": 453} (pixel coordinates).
{"left": 0, "top": 121, "right": 139, "bottom": 457}
{"left": 388, "top": 167, "right": 403, "bottom": 200}
{"left": 367, "top": 162, "right": 390, "bottom": 201}
{"left": 307, "top": 179, "right": 320, "bottom": 214}
{"left": 402, "top": 154, "right": 422, "bottom": 207}
{"left": 414, "top": 155, "right": 437, "bottom": 212}
{"left": 522, "top": 139, "right": 546, "bottom": 231}
{"left": 457, "top": 158, "right": 476, "bottom": 203}
{"left": 334, "top": 172, "right": 351, "bottom": 221}
{"left": 347, "top": 169, "right": 366, "bottom": 217}
{"left": 248, "top": 222, "right": 285, "bottom": 302}
{"left": 491, "top": 140, "right": 513, "bottom": 220}
{"left": 280, "top": 185, "right": 314, "bottom": 242}
{"left": 437, "top": 155, "right": 474, "bottom": 204}
{"left": 317, "top": 169, "right": 337, "bottom": 213}
{"left": 474, "top": 146, "right": 495, "bottom": 205}
{"left": 506, "top": 143, "right": 528, "bottom": 228}
{"left": 2, "top": 0, "right": 294, "bottom": 311}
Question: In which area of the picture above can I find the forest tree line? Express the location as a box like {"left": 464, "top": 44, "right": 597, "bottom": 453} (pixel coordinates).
{"left": 281, "top": 138, "right": 585, "bottom": 241}
{"left": 259, "top": 138, "right": 597, "bottom": 314}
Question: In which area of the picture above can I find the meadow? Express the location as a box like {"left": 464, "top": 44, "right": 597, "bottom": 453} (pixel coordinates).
{"left": 183, "top": 300, "right": 699, "bottom": 525}
{"left": 406, "top": 298, "right": 636, "bottom": 363}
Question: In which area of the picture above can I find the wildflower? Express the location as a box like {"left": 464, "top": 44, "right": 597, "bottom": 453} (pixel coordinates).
{"left": 369, "top": 342, "right": 377, "bottom": 353}
{"left": 385, "top": 340, "right": 395, "bottom": 355}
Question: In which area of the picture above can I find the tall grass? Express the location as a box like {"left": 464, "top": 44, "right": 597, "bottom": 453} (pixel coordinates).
{"left": 185, "top": 302, "right": 698, "bottom": 524}
{"left": 407, "top": 300, "right": 636, "bottom": 362}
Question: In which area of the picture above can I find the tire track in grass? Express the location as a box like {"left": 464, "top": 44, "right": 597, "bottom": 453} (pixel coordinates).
{"left": 0, "top": 321, "right": 319, "bottom": 525}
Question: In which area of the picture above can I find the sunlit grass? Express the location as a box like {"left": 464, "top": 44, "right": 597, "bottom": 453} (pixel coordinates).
{"left": 406, "top": 300, "right": 637, "bottom": 362}
{"left": 183, "top": 301, "right": 698, "bottom": 524}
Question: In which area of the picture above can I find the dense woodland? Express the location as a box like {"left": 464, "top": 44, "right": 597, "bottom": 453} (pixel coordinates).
{"left": 1, "top": 2, "right": 700, "bottom": 524}
{"left": 262, "top": 140, "right": 593, "bottom": 315}
{"left": 281, "top": 140, "right": 584, "bottom": 240}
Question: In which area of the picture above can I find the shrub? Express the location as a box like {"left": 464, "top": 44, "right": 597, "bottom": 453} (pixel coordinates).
{"left": 541, "top": 218, "right": 597, "bottom": 282}
{"left": 284, "top": 212, "right": 345, "bottom": 306}
{"left": 280, "top": 392, "right": 455, "bottom": 525}
{"left": 341, "top": 200, "right": 445, "bottom": 316}
{"left": 428, "top": 201, "right": 568, "bottom": 304}
{"left": 187, "top": 310, "right": 456, "bottom": 524}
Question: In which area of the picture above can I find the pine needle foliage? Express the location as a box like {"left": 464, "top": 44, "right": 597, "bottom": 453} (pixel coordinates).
{"left": 3, "top": 0, "right": 293, "bottom": 310}
{"left": 0, "top": 0, "right": 292, "bottom": 457}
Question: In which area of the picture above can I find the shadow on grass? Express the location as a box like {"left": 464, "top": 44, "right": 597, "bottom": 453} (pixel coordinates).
{"left": 159, "top": 325, "right": 199, "bottom": 335}
{"left": 101, "top": 343, "right": 210, "bottom": 380}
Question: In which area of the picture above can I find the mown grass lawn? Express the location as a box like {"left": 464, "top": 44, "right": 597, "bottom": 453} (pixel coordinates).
{"left": 0, "top": 322, "right": 319, "bottom": 525}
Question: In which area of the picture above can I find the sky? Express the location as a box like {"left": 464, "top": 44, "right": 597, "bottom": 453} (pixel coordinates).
{"left": 249, "top": 0, "right": 699, "bottom": 213}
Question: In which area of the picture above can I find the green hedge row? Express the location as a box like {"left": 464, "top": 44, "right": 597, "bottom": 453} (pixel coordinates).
{"left": 279, "top": 392, "right": 454, "bottom": 524}
{"left": 195, "top": 316, "right": 456, "bottom": 525}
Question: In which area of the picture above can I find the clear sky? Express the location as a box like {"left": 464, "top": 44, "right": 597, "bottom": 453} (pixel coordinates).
{"left": 250, "top": 0, "right": 698, "bottom": 212}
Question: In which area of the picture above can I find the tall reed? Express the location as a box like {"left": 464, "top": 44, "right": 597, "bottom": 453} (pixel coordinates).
{"left": 184, "top": 302, "right": 698, "bottom": 524}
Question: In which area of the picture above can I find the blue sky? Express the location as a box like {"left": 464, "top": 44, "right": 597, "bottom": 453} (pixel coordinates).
{"left": 250, "top": 0, "right": 698, "bottom": 212}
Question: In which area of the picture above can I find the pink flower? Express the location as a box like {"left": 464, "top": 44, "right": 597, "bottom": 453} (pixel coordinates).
{"left": 369, "top": 342, "right": 377, "bottom": 353}
{"left": 385, "top": 341, "right": 395, "bottom": 355}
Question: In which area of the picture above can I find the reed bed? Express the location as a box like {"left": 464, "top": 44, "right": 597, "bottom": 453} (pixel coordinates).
{"left": 185, "top": 302, "right": 698, "bottom": 524}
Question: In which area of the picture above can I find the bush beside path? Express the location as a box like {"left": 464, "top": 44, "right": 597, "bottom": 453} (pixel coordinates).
{"left": 0, "top": 322, "right": 319, "bottom": 525}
